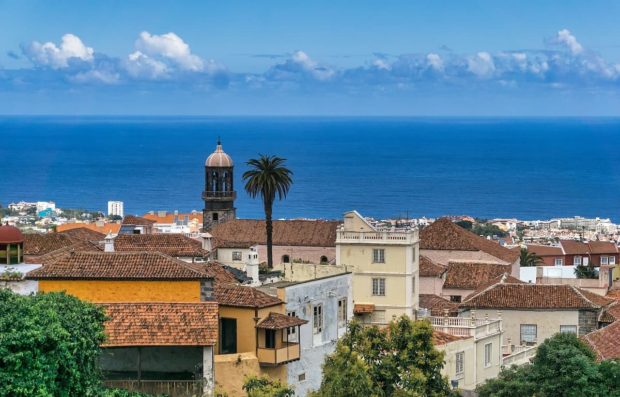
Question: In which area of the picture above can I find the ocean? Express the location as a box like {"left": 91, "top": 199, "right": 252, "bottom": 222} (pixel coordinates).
{"left": 1, "top": 116, "right": 619, "bottom": 222}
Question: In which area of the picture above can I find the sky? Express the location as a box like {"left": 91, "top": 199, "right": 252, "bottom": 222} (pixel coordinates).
{"left": 1, "top": 0, "right": 620, "bottom": 115}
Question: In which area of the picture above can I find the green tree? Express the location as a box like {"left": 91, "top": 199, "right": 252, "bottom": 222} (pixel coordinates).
{"left": 311, "top": 317, "right": 456, "bottom": 397}
{"left": 0, "top": 290, "right": 106, "bottom": 396}
{"left": 243, "top": 376, "right": 294, "bottom": 397}
{"left": 477, "top": 332, "right": 620, "bottom": 397}
{"left": 519, "top": 248, "right": 543, "bottom": 267}
{"left": 243, "top": 155, "right": 293, "bottom": 268}
{"left": 575, "top": 264, "right": 598, "bottom": 279}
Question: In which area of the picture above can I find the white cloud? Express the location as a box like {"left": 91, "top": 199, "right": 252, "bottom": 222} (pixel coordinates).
{"left": 291, "top": 51, "right": 335, "bottom": 80}
{"left": 467, "top": 52, "right": 495, "bottom": 77}
{"left": 134, "top": 31, "right": 204, "bottom": 71}
{"left": 372, "top": 58, "right": 391, "bottom": 70}
{"left": 24, "top": 34, "right": 94, "bottom": 69}
{"left": 125, "top": 50, "right": 169, "bottom": 79}
{"left": 556, "top": 29, "right": 583, "bottom": 55}
{"left": 426, "top": 53, "right": 444, "bottom": 71}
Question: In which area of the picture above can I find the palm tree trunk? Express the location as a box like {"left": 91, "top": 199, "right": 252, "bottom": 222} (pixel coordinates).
{"left": 264, "top": 198, "right": 274, "bottom": 268}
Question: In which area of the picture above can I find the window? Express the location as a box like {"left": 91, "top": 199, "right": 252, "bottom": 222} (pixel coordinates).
{"left": 601, "top": 256, "right": 609, "bottom": 265}
{"left": 455, "top": 352, "right": 464, "bottom": 376}
{"left": 484, "top": 343, "right": 492, "bottom": 367}
{"left": 338, "top": 298, "right": 347, "bottom": 328}
{"left": 287, "top": 311, "right": 297, "bottom": 336}
{"left": 555, "top": 258, "right": 563, "bottom": 266}
{"left": 372, "top": 249, "right": 385, "bottom": 263}
{"left": 313, "top": 305, "right": 323, "bottom": 335}
{"left": 298, "top": 373, "right": 306, "bottom": 382}
{"left": 371, "top": 310, "right": 386, "bottom": 323}
{"left": 560, "top": 325, "right": 577, "bottom": 334}
{"left": 610, "top": 256, "right": 617, "bottom": 265}
{"left": 574, "top": 256, "right": 582, "bottom": 266}
{"left": 232, "top": 251, "right": 242, "bottom": 261}
{"left": 372, "top": 278, "right": 386, "bottom": 296}
{"left": 450, "top": 295, "right": 462, "bottom": 303}
{"left": 265, "top": 329, "right": 276, "bottom": 349}
{"left": 520, "top": 324, "right": 537, "bottom": 344}
{"left": 282, "top": 255, "right": 290, "bottom": 264}
{"left": 212, "top": 213, "right": 219, "bottom": 221}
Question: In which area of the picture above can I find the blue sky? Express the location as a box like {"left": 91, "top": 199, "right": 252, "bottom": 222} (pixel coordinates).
{"left": 1, "top": 0, "right": 620, "bottom": 115}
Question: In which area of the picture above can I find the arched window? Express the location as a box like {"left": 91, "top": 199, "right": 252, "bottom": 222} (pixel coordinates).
{"left": 211, "top": 171, "right": 219, "bottom": 191}
{"left": 282, "top": 255, "right": 290, "bottom": 264}
{"left": 222, "top": 172, "right": 228, "bottom": 191}
{"left": 320, "top": 255, "right": 328, "bottom": 264}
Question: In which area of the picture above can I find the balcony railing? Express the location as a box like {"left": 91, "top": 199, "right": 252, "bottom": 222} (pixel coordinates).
{"left": 257, "top": 342, "right": 300, "bottom": 366}
{"left": 427, "top": 316, "right": 502, "bottom": 340}
{"left": 336, "top": 229, "right": 419, "bottom": 245}
{"left": 103, "top": 380, "right": 204, "bottom": 397}
{"left": 502, "top": 344, "right": 537, "bottom": 367}
{"left": 202, "top": 191, "right": 236, "bottom": 200}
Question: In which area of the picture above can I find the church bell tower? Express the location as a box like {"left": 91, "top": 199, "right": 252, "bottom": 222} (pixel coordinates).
{"left": 202, "top": 139, "right": 236, "bottom": 231}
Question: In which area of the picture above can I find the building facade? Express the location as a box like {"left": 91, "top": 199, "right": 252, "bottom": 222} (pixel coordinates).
{"left": 108, "top": 201, "right": 124, "bottom": 218}
{"left": 202, "top": 140, "right": 236, "bottom": 231}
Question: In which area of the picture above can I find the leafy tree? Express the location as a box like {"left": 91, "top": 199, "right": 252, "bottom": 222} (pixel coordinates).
{"left": 575, "top": 264, "right": 598, "bottom": 279}
{"left": 0, "top": 290, "right": 106, "bottom": 396}
{"left": 472, "top": 223, "right": 508, "bottom": 238}
{"left": 243, "top": 155, "right": 293, "bottom": 268}
{"left": 477, "top": 332, "right": 620, "bottom": 397}
{"left": 455, "top": 220, "right": 473, "bottom": 230}
{"left": 311, "top": 317, "right": 456, "bottom": 397}
{"left": 243, "top": 376, "right": 294, "bottom": 397}
{"left": 519, "top": 248, "right": 543, "bottom": 267}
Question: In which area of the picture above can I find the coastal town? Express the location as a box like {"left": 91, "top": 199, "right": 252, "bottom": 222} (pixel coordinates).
{"left": 2, "top": 140, "right": 620, "bottom": 397}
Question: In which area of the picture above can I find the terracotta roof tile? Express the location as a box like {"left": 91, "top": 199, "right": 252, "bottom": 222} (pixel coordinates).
{"left": 56, "top": 223, "right": 121, "bottom": 235}
{"left": 142, "top": 213, "right": 203, "bottom": 224}
{"left": 419, "top": 294, "right": 459, "bottom": 316}
{"left": 461, "top": 283, "right": 613, "bottom": 310}
{"left": 213, "top": 283, "right": 282, "bottom": 308}
{"left": 23, "top": 233, "right": 75, "bottom": 256}
{"left": 26, "top": 251, "right": 209, "bottom": 280}
{"left": 560, "top": 240, "right": 589, "bottom": 255}
{"left": 419, "top": 255, "right": 446, "bottom": 277}
{"left": 113, "top": 234, "right": 208, "bottom": 257}
{"left": 122, "top": 215, "right": 156, "bottom": 225}
{"left": 443, "top": 261, "right": 512, "bottom": 290}
{"left": 587, "top": 241, "right": 618, "bottom": 255}
{"left": 582, "top": 320, "right": 620, "bottom": 361}
{"left": 211, "top": 219, "right": 339, "bottom": 248}
{"left": 420, "top": 218, "right": 518, "bottom": 263}
{"left": 101, "top": 302, "right": 218, "bottom": 347}
{"left": 432, "top": 329, "right": 471, "bottom": 345}
{"left": 353, "top": 303, "right": 375, "bottom": 314}
{"left": 183, "top": 261, "right": 239, "bottom": 284}
{"left": 58, "top": 227, "right": 106, "bottom": 241}
{"left": 525, "top": 244, "right": 564, "bottom": 256}
{"left": 25, "top": 240, "right": 102, "bottom": 264}
{"left": 256, "top": 312, "right": 308, "bottom": 329}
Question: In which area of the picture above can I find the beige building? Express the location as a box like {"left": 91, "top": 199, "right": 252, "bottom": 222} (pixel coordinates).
{"left": 336, "top": 210, "right": 419, "bottom": 324}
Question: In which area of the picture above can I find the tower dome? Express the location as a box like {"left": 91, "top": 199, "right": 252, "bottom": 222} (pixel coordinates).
{"left": 205, "top": 140, "right": 234, "bottom": 168}
{"left": 0, "top": 224, "right": 24, "bottom": 244}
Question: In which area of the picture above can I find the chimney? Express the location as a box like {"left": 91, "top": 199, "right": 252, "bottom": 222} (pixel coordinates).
{"left": 104, "top": 232, "right": 115, "bottom": 252}
{"left": 246, "top": 246, "right": 260, "bottom": 286}
{"left": 201, "top": 232, "right": 213, "bottom": 252}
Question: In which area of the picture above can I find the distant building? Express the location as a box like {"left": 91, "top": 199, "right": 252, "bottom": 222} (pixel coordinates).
{"left": 202, "top": 139, "right": 236, "bottom": 231}
{"left": 119, "top": 215, "right": 155, "bottom": 235}
{"left": 36, "top": 201, "right": 56, "bottom": 213}
{"left": 107, "top": 201, "right": 124, "bottom": 218}
{"left": 143, "top": 211, "right": 203, "bottom": 234}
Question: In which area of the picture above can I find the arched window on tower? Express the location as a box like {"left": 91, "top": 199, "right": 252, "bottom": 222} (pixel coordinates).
{"left": 211, "top": 171, "right": 219, "bottom": 191}
{"left": 223, "top": 172, "right": 228, "bottom": 191}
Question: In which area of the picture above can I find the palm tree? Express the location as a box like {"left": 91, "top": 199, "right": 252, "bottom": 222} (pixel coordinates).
{"left": 519, "top": 247, "right": 543, "bottom": 267}
{"left": 243, "top": 155, "right": 293, "bottom": 268}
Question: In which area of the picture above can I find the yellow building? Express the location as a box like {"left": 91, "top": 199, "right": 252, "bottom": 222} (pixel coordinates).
{"left": 336, "top": 210, "right": 419, "bottom": 324}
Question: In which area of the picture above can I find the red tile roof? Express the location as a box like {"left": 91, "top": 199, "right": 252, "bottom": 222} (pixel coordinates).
{"left": 461, "top": 283, "right": 613, "bottom": 310}
{"left": 432, "top": 329, "right": 470, "bottom": 346}
{"left": 419, "top": 255, "right": 446, "bottom": 277}
{"left": 560, "top": 240, "right": 589, "bottom": 255}
{"left": 420, "top": 218, "right": 519, "bottom": 263}
{"left": 525, "top": 244, "right": 564, "bottom": 257}
{"left": 213, "top": 283, "right": 282, "bottom": 308}
{"left": 26, "top": 251, "right": 209, "bottom": 280}
{"left": 25, "top": 240, "right": 102, "bottom": 264}
{"left": 183, "top": 261, "right": 239, "bottom": 284}
{"left": 419, "top": 294, "right": 459, "bottom": 316}
{"left": 211, "top": 219, "right": 339, "bottom": 248}
{"left": 587, "top": 241, "right": 618, "bottom": 255}
{"left": 256, "top": 312, "right": 308, "bottom": 330}
{"left": 582, "top": 320, "right": 620, "bottom": 361}
{"left": 23, "top": 233, "right": 75, "bottom": 256}
{"left": 58, "top": 227, "right": 106, "bottom": 241}
{"left": 101, "top": 302, "right": 218, "bottom": 347}
{"left": 443, "top": 261, "right": 512, "bottom": 290}
{"left": 113, "top": 234, "right": 208, "bottom": 257}
{"left": 122, "top": 215, "right": 156, "bottom": 225}
{"left": 56, "top": 223, "right": 121, "bottom": 235}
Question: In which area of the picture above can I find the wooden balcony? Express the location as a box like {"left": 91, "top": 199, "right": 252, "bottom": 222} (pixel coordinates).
{"left": 257, "top": 342, "right": 300, "bottom": 366}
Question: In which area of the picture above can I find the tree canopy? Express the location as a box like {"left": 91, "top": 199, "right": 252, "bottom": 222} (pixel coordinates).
{"left": 519, "top": 248, "right": 543, "bottom": 267}
{"left": 311, "top": 316, "right": 457, "bottom": 397}
{"left": 243, "top": 376, "right": 295, "bottom": 397}
{"left": 477, "top": 332, "right": 620, "bottom": 397}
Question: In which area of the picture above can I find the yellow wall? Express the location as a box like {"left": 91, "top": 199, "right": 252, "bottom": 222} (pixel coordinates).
{"left": 214, "top": 353, "right": 287, "bottom": 397}
{"left": 38, "top": 280, "right": 201, "bottom": 302}
{"left": 217, "top": 305, "right": 285, "bottom": 355}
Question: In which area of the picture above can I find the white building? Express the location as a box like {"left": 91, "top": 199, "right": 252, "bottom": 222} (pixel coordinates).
{"left": 36, "top": 201, "right": 56, "bottom": 213}
{"left": 107, "top": 201, "right": 124, "bottom": 218}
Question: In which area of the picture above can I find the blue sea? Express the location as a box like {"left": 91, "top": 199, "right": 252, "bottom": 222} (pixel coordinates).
{"left": 1, "top": 116, "right": 619, "bottom": 222}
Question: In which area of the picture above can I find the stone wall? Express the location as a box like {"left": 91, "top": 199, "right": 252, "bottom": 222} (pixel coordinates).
{"left": 578, "top": 310, "right": 598, "bottom": 336}
{"left": 273, "top": 262, "right": 349, "bottom": 282}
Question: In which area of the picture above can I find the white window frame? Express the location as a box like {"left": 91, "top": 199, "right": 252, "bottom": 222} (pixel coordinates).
{"left": 372, "top": 278, "right": 386, "bottom": 296}
{"left": 573, "top": 256, "right": 582, "bottom": 266}
{"left": 560, "top": 325, "right": 577, "bottom": 334}
{"left": 610, "top": 256, "right": 617, "bottom": 265}
{"left": 484, "top": 343, "right": 492, "bottom": 367}
{"left": 313, "top": 304, "right": 323, "bottom": 335}
{"left": 455, "top": 351, "right": 464, "bottom": 376}
{"left": 601, "top": 256, "right": 609, "bottom": 265}
{"left": 554, "top": 258, "right": 563, "bottom": 266}
{"left": 520, "top": 324, "right": 537, "bottom": 344}
{"left": 337, "top": 298, "right": 347, "bottom": 329}
{"left": 372, "top": 248, "right": 385, "bottom": 263}
{"left": 287, "top": 311, "right": 297, "bottom": 336}
{"left": 232, "top": 251, "right": 242, "bottom": 262}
